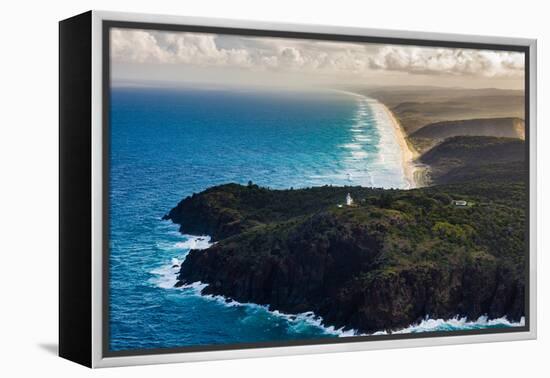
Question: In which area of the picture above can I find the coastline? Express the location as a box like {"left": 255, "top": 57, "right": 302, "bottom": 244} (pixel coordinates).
{"left": 162, "top": 181, "right": 526, "bottom": 340}
{"left": 376, "top": 100, "right": 428, "bottom": 189}
{"left": 335, "top": 89, "right": 428, "bottom": 189}
{"left": 155, "top": 234, "right": 524, "bottom": 341}
{"left": 110, "top": 86, "right": 526, "bottom": 350}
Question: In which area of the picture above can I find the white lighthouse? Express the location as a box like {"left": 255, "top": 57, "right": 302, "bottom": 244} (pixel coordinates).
{"left": 346, "top": 193, "right": 353, "bottom": 206}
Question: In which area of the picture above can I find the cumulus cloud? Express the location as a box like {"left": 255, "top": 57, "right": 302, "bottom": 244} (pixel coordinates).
{"left": 111, "top": 29, "right": 254, "bottom": 67}
{"left": 111, "top": 28, "right": 524, "bottom": 79}
{"left": 368, "top": 46, "right": 524, "bottom": 77}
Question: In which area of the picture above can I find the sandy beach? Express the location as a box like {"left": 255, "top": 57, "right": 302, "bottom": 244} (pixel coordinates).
{"left": 336, "top": 90, "right": 429, "bottom": 189}
{"left": 378, "top": 101, "right": 428, "bottom": 189}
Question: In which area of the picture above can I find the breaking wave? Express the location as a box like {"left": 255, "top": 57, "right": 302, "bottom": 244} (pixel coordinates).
{"left": 374, "top": 315, "right": 525, "bottom": 335}
{"left": 150, "top": 232, "right": 523, "bottom": 339}
{"left": 150, "top": 234, "right": 357, "bottom": 337}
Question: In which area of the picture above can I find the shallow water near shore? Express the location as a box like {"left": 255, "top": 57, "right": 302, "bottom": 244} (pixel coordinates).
{"left": 108, "top": 85, "right": 521, "bottom": 352}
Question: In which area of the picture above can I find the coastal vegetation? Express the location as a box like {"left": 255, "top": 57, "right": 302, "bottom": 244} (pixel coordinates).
{"left": 410, "top": 118, "right": 524, "bottom": 152}
{"left": 364, "top": 86, "right": 525, "bottom": 134}
{"left": 164, "top": 162, "right": 526, "bottom": 333}
{"left": 420, "top": 136, "right": 526, "bottom": 185}
{"left": 161, "top": 86, "right": 528, "bottom": 334}
{"left": 360, "top": 86, "right": 527, "bottom": 188}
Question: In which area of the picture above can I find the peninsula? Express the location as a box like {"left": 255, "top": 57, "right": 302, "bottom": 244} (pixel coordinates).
{"left": 162, "top": 86, "right": 528, "bottom": 334}
{"left": 164, "top": 159, "right": 526, "bottom": 333}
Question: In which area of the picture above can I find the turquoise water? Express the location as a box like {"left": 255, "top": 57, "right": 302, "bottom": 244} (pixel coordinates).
{"left": 108, "top": 86, "right": 520, "bottom": 352}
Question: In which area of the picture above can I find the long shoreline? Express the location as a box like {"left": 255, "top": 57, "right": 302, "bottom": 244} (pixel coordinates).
{"left": 334, "top": 89, "right": 427, "bottom": 189}
{"left": 377, "top": 100, "right": 428, "bottom": 189}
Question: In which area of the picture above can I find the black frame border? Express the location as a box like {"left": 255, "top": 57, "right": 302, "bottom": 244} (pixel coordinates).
{"left": 59, "top": 11, "right": 93, "bottom": 367}
{"left": 101, "top": 19, "right": 531, "bottom": 359}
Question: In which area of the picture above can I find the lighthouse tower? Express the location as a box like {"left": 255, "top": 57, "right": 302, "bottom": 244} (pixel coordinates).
{"left": 346, "top": 193, "right": 353, "bottom": 206}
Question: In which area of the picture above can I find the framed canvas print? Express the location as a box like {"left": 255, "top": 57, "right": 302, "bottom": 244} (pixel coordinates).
{"left": 59, "top": 10, "right": 537, "bottom": 368}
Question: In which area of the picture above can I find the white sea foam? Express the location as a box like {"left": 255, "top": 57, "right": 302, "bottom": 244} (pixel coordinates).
{"left": 372, "top": 315, "right": 525, "bottom": 335}
{"left": 329, "top": 89, "right": 413, "bottom": 189}
{"left": 351, "top": 96, "right": 400, "bottom": 187}
{"left": 179, "top": 278, "right": 524, "bottom": 337}
{"left": 174, "top": 235, "right": 213, "bottom": 250}
{"left": 150, "top": 232, "right": 360, "bottom": 337}
{"left": 179, "top": 280, "right": 359, "bottom": 337}
{"left": 155, "top": 237, "right": 213, "bottom": 253}
{"left": 351, "top": 150, "right": 369, "bottom": 159}
{"left": 353, "top": 135, "right": 372, "bottom": 142}
{"left": 151, "top": 237, "right": 523, "bottom": 338}
{"left": 149, "top": 257, "right": 181, "bottom": 289}
{"left": 341, "top": 143, "right": 362, "bottom": 150}
{"left": 149, "top": 234, "right": 213, "bottom": 288}
{"left": 180, "top": 280, "right": 209, "bottom": 292}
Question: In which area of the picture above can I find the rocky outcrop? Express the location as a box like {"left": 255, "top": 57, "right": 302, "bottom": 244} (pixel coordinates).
{"left": 165, "top": 181, "right": 526, "bottom": 334}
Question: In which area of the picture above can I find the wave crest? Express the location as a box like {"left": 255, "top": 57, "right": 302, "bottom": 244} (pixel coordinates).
{"left": 174, "top": 235, "right": 213, "bottom": 250}
{"left": 151, "top": 233, "right": 524, "bottom": 339}
{"left": 373, "top": 315, "right": 525, "bottom": 335}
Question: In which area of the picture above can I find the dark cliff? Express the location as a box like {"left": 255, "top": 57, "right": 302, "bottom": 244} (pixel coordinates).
{"left": 164, "top": 179, "right": 526, "bottom": 333}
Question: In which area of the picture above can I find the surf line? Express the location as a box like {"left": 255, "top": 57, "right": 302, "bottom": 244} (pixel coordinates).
{"left": 152, "top": 233, "right": 525, "bottom": 338}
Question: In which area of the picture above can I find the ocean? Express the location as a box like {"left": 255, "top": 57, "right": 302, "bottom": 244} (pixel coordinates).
{"left": 108, "top": 85, "right": 521, "bottom": 352}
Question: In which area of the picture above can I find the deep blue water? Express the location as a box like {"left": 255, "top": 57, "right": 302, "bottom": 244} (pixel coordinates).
{"left": 108, "top": 86, "right": 521, "bottom": 352}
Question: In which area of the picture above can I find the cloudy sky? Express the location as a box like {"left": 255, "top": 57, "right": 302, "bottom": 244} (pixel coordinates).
{"left": 111, "top": 28, "right": 525, "bottom": 90}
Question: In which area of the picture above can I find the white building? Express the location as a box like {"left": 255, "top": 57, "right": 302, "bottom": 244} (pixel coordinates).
{"left": 346, "top": 193, "right": 353, "bottom": 206}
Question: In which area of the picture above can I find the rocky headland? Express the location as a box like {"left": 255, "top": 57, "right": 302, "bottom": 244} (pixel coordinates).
{"left": 163, "top": 173, "right": 526, "bottom": 333}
